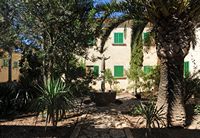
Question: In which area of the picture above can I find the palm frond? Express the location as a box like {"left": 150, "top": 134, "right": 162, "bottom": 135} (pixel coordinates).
{"left": 99, "top": 15, "right": 132, "bottom": 53}
{"left": 130, "top": 20, "right": 147, "bottom": 50}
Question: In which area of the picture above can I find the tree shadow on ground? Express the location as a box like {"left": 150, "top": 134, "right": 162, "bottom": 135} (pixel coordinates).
{"left": 130, "top": 128, "right": 200, "bottom": 138}
{"left": 0, "top": 125, "right": 74, "bottom": 138}
{"left": 185, "top": 103, "right": 195, "bottom": 127}
{"left": 77, "top": 124, "right": 200, "bottom": 138}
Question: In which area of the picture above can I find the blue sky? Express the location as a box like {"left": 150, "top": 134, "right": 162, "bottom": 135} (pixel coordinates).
{"left": 100, "top": 0, "right": 111, "bottom": 2}
{"left": 97, "top": 0, "right": 110, "bottom": 2}
{"left": 94, "top": 0, "right": 123, "bottom": 17}
{"left": 94, "top": 0, "right": 111, "bottom": 4}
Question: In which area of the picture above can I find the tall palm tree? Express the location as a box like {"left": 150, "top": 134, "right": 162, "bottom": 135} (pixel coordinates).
{"left": 96, "top": 0, "right": 200, "bottom": 127}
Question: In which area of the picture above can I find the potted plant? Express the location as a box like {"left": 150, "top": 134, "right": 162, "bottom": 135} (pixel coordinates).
{"left": 90, "top": 55, "right": 117, "bottom": 106}
{"left": 105, "top": 69, "right": 118, "bottom": 91}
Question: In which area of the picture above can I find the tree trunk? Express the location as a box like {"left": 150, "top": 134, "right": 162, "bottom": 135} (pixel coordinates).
{"left": 155, "top": 16, "right": 193, "bottom": 127}
{"left": 8, "top": 49, "right": 12, "bottom": 82}
{"left": 156, "top": 57, "right": 186, "bottom": 127}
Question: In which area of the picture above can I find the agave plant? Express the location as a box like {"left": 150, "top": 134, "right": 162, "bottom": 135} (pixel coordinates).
{"left": 135, "top": 101, "right": 166, "bottom": 129}
{"left": 32, "top": 78, "right": 74, "bottom": 126}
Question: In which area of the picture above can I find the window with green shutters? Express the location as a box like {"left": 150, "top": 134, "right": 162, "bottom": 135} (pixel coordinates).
{"left": 114, "top": 66, "right": 124, "bottom": 77}
{"left": 93, "top": 65, "right": 99, "bottom": 77}
{"left": 184, "top": 61, "right": 189, "bottom": 77}
{"left": 3, "top": 59, "right": 8, "bottom": 67}
{"left": 144, "top": 66, "right": 153, "bottom": 74}
{"left": 143, "top": 32, "right": 150, "bottom": 45}
{"left": 114, "top": 33, "right": 124, "bottom": 44}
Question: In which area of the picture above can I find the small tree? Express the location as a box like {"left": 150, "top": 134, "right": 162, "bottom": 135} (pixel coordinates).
{"left": 105, "top": 69, "right": 117, "bottom": 90}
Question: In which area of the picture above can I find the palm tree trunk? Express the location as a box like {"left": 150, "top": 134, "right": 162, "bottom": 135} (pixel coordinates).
{"left": 156, "top": 57, "right": 186, "bottom": 127}
{"left": 154, "top": 17, "right": 192, "bottom": 127}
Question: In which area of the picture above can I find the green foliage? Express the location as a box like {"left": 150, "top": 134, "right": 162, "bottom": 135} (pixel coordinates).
{"left": 32, "top": 78, "right": 74, "bottom": 126}
{"left": 0, "top": 79, "right": 41, "bottom": 117}
{"left": 142, "top": 66, "right": 160, "bottom": 92}
{"left": 0, "top": 82, "right": 16, "bottom": 117}
{"left": 105, "top": 69, "right": 118, "bottom": 90}
{"left": 127, "top": 21, "right": 158, "bottom": 94}
{"left": 194, "top": 104, "right": 200, "bottom": 115}
{"left": 184, "top": 70, "right": 200, "bottom": 103}
{"left": 134, "top": 101, "right": 166, "bottom": 128}
{"left": 0, "top": 0, "right": 21, "bottom": 81}
{"left": 127, "top": 65, "right": 160, "bottom": 94}
{"left": 13, "top": 75, "right": 41, "bottom": 111}
{"left": 19, "top": 49, "right": 43, "bottom": 82}
{"left": 18, "top": 0, "right": 99, "bottom": 80}
{"left": 127, "top": 33, "right": 144, "bottom": 93}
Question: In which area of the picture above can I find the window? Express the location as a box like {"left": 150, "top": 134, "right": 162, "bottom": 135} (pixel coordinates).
{"left": 93, "top": 65, "right": 99, "bottom": 77}
{"left": 3, "top": 59, "right": 8, "bottom": 67}
{"left": 143, "top": 32, "right": 150, "bottom": 45}
{"left": 114, "top": 65, "right": 124, "bottom": 77}
{"left": 13, "top": 61, "right": 18, "bottom": 68}
{"left": 184, "top": 61, "right": 189, "bottom": 77}
{"left": 114, "top": 33, "right": 124, "bottom": 44}
{"left": 86, "top": 65, "right": 99, "bottom": 77}
{"left": 144, "top": 66, "right": 153, "bottom": 74}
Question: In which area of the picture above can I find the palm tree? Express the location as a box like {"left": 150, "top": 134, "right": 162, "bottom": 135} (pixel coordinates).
{"left": 96, "top": 0, "right": 200, "bottom": 127}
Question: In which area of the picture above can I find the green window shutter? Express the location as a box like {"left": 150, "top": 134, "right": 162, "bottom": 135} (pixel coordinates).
{"left": 93, "top": 65, "right": 99, "bottom": 77}
{"left": 114, "top": 33, "right": 118, "bottom": 44}
{"left": 114, "top": 66, "right": 124, "bottom": 77}
{"left": 144, "top": 66, "right": 152, "bottom": 74}
{"left": 3, "top": 59, "right": 8, "bottom": 67}
{"left": 118, "top": 33, "right": 123, "bottom": 43}
{"left": 114, "top": 33, "right": 124, "bottom": 44}
{"left": 184, "top": 61, "right": 189, "bottom": 77}
{"left": 143, "top": 32, "right": 150, "bottom": 45}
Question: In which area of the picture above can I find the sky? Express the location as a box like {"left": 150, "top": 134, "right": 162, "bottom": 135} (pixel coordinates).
{"left": 94, "top": 0, "right": 111, "bottom": 5}
{"left": 94, "top": 0, "right": 123, "bottom": 17}
{"left": 97, "top": 0, "right": 111, "bottom": 3}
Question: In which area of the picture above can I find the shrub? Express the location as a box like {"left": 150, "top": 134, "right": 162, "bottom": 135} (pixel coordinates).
{"left": 0, "top": 82, "right": 17, "bottom": 117}
{"left": 32, "top": 78, "right": 74, "bottom": 126}
{"left": 105, "top": 69, "right": 118, "bottom": 90}
{"left": 134, "top": 101, "right": 166, "bottom": 128}
{"left": 184, "top": 70, "right": 200, "bottom": 103}
{"left": 194, "top": 105, "right": 200, "bottom": 115}
{"left": 13, "top": 75, "right": 41, "bottom": 112}
{"left": 127, "top": 66, "right": 160, "bottom": 99}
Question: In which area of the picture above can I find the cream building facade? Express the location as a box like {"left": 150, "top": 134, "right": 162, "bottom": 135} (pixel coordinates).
{"left": 0, "top": 52, "right": 21, "bottom": 82}
{"left": 1, "top": 24, "right": 199, "bottom": 87}
{"left": 86, "top": 21, "right": 157, "bottom": 91}
{"left": 86, "top": 22, "right": 200, "bottom": 92}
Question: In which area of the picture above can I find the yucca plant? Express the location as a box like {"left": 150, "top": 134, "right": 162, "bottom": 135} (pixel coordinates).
{"left": 135, "top": 101, "right": 166, "bottom": 129}
{"left": 32, "top": 78, "right": 74, "bottom": 126}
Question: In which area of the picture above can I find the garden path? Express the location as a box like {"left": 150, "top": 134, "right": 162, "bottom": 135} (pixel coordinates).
{"left": 71, "top": 93, "right": 200, "bottom": 138}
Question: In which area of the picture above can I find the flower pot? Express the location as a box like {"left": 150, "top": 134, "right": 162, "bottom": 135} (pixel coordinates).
{"left": 90, "top": 91, "right": 116, "bottom": 107}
